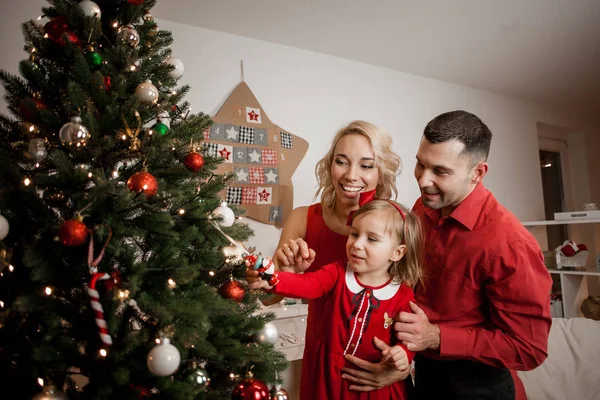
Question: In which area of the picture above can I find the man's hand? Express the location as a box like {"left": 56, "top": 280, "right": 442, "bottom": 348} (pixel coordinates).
{"left": 341, "top": 336, "right": 410, "bottom": 391}
{"left": 394, "top": 301, "right": 440, "bottom": 352}
{"left": 275, "top": 238, "right": 316, "bottom": 274}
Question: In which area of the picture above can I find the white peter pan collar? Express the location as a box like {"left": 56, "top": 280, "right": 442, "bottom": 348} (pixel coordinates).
{"left": 344, "top": 265, "right": 401, "bottom": 300}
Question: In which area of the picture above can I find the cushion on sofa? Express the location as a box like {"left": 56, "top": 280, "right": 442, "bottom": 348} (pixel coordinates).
{"left": 517, "top": 317, "right": 600, "bottom": 400}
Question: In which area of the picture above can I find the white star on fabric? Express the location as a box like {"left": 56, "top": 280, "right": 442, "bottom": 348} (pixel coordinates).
{"left": 226, "top": 126, "right": 238, "bottom": 139}
{"left": 236, "top": 169, "right": 248, "bottom": 182}
{"left": 265, "top": 169, "right": 278, "bottom": 183}
{"left": 248, "top": 149, "right": 261, "bottom": 163}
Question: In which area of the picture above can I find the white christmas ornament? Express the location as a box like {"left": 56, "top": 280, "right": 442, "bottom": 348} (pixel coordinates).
{"left": 78, "top": 0, "right": 101, "bottom": 18}
{"left": 157, "top": 111, "right": 170, "bottom": 128}
{"left": 254, "top": 322, "right": 279, "bottom": 345}
{"left": 147, "top": 338, "right": 181, "bottom": 376}
{"left": 135, "top": 80, "right": 159, "bottom": 105}
{"left": 165, "top": 57, "right": 184, "bottom": 79}
{"left": 28, "top": 138, "right": 47, "bottom": 163}
{"left": 211, "top": 202, "right": 235, "bottom": 227}
{"left": 0, "top": 214, "right": 9, "bottom": 240}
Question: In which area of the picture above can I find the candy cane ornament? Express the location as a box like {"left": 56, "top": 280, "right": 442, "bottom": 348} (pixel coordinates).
{"left": 88, "top": 272, "right": 112, "bottom": 346}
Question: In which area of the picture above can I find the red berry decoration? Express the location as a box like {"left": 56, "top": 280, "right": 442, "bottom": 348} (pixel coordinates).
{"left": 127, "top": 171, "right": 158, "bottom": 197}
{"left": 231, "top": 374, "right": 269, "bottom": 400}
{"left": 219, "top": 279, "right": 245, "bottom": 303}
{"left": 59, "top": 219, "right": 89, "bottom": 246}
{"left": 183, "top": 152, "right": 204, "bottom": 172}
{"left": 127, "top": 0, "right": 145, "bottom": 4}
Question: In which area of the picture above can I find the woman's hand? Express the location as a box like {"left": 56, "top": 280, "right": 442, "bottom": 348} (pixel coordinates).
{"left": 341, "top": 336, "right": 410, "bottom": 391}
{"left": 275, "top": 238, "right": 316, "bottom": 274}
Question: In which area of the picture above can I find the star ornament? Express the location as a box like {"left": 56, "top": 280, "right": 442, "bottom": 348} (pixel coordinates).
{"left": 248, "top": 110, "right": 259, "bottom": 121}
{"left": 258, "top": 189, "right": 270, "bottom": 202}
{"left": 219, "top": 147, "right": 231, "bottom": 160}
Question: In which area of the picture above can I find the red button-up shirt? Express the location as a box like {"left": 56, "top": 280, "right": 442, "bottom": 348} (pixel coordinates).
{"left": 413, "top": 183, "right": 552, "bottom": 371}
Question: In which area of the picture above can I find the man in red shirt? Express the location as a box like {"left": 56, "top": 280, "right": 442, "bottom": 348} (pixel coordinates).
{"left": 394, "top": 110, "right": 552, "bottom": 399}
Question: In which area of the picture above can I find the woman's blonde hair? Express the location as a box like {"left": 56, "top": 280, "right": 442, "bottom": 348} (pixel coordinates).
{"left": 351, "top": 200, "right": 423, "bottom": 288}
{"left": 314, "top": 121, "right": 402, "bottom": 210}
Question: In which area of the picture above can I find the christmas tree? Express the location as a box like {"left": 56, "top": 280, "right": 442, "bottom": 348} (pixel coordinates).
{"left": 0, "top": 0, "right": 287, "bottom": 398}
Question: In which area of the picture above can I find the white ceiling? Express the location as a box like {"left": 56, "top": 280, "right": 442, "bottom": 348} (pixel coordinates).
{"left": 154, "top": 0, "right": 600, "bottom": 112}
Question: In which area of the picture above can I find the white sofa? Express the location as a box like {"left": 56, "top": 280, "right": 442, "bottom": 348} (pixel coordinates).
{"left": 518, "top": 317, "right": 600, "bottom": 400}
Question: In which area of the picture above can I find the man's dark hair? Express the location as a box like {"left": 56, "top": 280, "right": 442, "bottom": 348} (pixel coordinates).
{"left": 423, "top": 110, "right": 492, "bottom": 162}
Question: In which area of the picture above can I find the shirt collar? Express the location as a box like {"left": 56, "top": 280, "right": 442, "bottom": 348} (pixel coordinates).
{"left": 448, "top": 183, "right": 488, "bottom": 230}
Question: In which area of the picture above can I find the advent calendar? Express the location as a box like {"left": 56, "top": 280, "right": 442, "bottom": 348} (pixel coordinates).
{"left": 203, "top": 82, "right": 308, "bottom": 228}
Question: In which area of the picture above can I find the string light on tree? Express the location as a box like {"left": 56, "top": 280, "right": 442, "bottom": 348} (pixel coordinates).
{"left": 32, "top": 384, "right": 68, "bottom": 400}
{"left": 147, "top": 338, "right": 181, "bottom": 376}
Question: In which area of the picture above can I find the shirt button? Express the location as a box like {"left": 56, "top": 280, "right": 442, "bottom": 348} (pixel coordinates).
{"left": 367, "top": 293, "right": 371, "bottom": 297}
{"left": 350, "top": 343, "right": 355, "bottom": 348}
{"left": 358, "top": 318, "right": 362, "bottom": 322}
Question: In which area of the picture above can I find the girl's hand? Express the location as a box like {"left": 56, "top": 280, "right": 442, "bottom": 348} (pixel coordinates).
{"left": 275, "top": 238, "right": 316, "bottom": 274}
{"left": 247, "top": 278, "right": 273, "bottom": 291}
{"left": 342, "top": 336, "right": 410, "bottom": 391}
{"left": 380, "top": 343, "right": 410, "bottom": 372}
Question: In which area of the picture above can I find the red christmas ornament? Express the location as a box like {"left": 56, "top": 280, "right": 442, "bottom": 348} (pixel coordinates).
{"left": 127, "top": 171, "right": 158, "bottom": 197}
{"left": 18, "top": 98, "right": 46, "bottom": 122}
{"left": 219, "top": 279, "right": 245, "bottom": 303}
{"left": 183, "top": 152, "right": 204, "bottom": 172}
{"left": 102, "top": 76, "right": 111, "bottom": 91}
{"left": 231, "top": 375, "right": 269, "bottom": 400}
{"left": 127, "top": 0, "right": 145, "bottom": 5}
{"left": 44, "top": 16, "right": 79, "bottom": 46}
{"left": 103, "top": 268, "right": 123, "bottom": 291}
{"left": 59, "top": 219, "right": 89, "bottom": 246}
{"left": 44, "top": 16, "right": 69, "bottom": 41}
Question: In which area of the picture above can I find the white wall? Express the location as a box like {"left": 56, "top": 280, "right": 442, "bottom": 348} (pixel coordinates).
{"left": 1, "top": 1, "right": 597, "bottom": 257}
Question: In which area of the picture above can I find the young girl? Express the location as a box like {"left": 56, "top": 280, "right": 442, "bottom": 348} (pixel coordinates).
{"left": 248, "top": 195, "right": 423, "bottom": 399}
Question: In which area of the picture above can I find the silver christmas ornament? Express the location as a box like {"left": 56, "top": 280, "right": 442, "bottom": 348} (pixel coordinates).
{"left": 32, "top": 385, "right": 68, "bottom": 400}
{"left": 0, "top": 214, "right": 9, "bottom": 240}
{"left": 271, "top": 385, "right": 290, "bottom": 400}
{"left": 187, "top": 364, "right": 210, "bottom": 389}
{"left": 28, "top": 138, "right": 47, "bottom": 162}
{"left": 135, "top": 80, "right": 159, "bottom": 105}
{"left": 254, "top": 322, "right": 279, "bottom": 345}
{"left": 165, "top": 57, "right": 184, "bottom": 79}
{"left": 59, "top": 116, "right": 90, "bottom": 148}
{"left": 117, "top": 24, "right": 140, "bottom": 47}
{"left": 147, "top": 338, "right": 181, "bottom": 376}
{"left": 78, "top": 0, "right": 101, "bottom": 18}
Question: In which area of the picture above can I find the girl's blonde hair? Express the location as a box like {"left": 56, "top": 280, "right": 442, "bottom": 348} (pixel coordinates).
{"left": 351, "top": 200, "right": 423, "bottom": 288}
{"left": 314, "top": 121, "right": 402, "bottom": 210}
